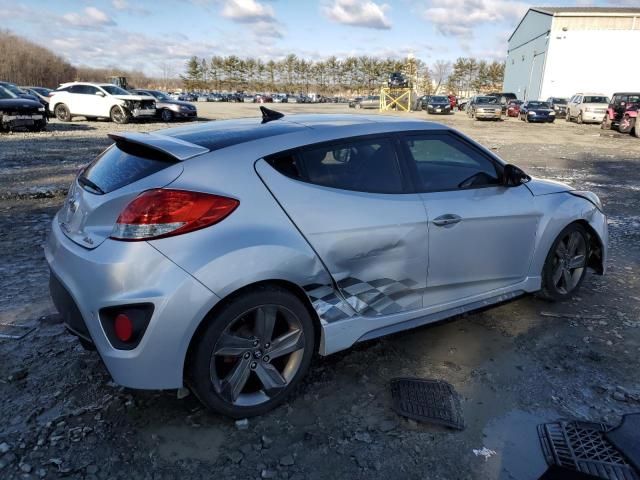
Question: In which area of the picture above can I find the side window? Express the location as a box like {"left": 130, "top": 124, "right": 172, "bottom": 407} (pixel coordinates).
{"left": 266, "top": 137, "right": 404, "bottom": 194}
{"left": 577, "top": 96, "right": 583, "bottom": 104}
{"left": 83, "top": 85, "right": 99, "bottom": 95}
{"left": 68, "top": 85, "right": 83, "bottom": 94}
{"left": 402, "top": 134, "right": 500, "bottom": 192}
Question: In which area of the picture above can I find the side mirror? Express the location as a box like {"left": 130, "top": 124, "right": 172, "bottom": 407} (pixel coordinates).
{"left": 95, "top": 91, "right": 105, "bottom": 97}
{"left": 503, "top": 164, "right": 531, "bottom": 186}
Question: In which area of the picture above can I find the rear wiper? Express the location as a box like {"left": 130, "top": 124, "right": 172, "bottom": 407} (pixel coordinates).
{"left": 78, "top": 175, "right": 105, "bottom": 195}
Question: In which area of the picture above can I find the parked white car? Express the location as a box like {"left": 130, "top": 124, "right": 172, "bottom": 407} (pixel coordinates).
{"left": 50, "top": 82, "right": 156, "bottom": 124}
{"left": 566, "top": 93, "right": 609, "bottom": 124}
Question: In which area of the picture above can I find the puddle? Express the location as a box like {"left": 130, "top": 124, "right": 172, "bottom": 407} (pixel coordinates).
{"left": 143, "top": 424, "right": 225, "bottom": 462}
{"left": 479, "top": 409, "right": 558, "bottom": 480}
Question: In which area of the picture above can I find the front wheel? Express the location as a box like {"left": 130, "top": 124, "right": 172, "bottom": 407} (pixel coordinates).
{"left": 540, "top": 224, "right": 589, "bottom": 301}
{"left": 188, "top": 285, "right": 315, "bottom": 418}
{"left": 110, "top": 105, "right": 130, "bottom": 124}
{"left": 577, "top": 113, "right": 583, "bottom": 124}
{"left": 160, "top": 109, "right": 173, "bottom": 122}
{"left": 565, "top": 111, "right": 571, "bottom": 122}
{"left": 601, "top": 114, "right": 612, "bottom": 130}
{"left": 618, "top": 115, "right": 633, "bottom": 134}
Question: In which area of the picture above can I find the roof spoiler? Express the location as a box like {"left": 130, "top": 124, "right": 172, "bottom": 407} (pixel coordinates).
{"left": 107, "top": 132, "right": 209, "bottom": 161}
{"left": 260, "top": 106, "right": 285, "bottom": 123}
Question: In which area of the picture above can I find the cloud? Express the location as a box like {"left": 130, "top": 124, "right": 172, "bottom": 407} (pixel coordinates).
{"left": 324, "top": 0, "right": 392, "bottom": 30}
{"left": 111, "top": 0, "right": 150, "bottom": 15}
{"left": 221, "top": 0, "right": 275, "bottom": 23}
{"left": 62, "top": 7, "right": 116, "bottom": 28}
{"left": 422, "top": 0, "right": 528, "bottom": 39}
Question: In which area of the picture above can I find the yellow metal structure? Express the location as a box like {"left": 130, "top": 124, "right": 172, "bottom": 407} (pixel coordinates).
{"left": 380, "top": 87, "right": 413, "bottom": 112}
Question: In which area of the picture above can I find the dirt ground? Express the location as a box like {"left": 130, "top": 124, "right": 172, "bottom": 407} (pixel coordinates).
{"left": 1, "top": 103, "right": 639, "bottom": 480}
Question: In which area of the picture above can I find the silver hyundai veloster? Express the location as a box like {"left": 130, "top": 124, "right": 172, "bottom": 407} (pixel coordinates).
{"left": 46, "top": 108, "right": 607, "bottom": 417}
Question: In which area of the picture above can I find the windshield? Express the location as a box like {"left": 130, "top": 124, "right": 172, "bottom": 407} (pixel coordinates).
{"left": 2, "top": 84, "right": 24, "bottom": 95}
{"left": 550, "top": 98, "right": 567, "bottom": 104}
{"left": 0, "top": 86, "right": 18, "bottom": 99}
{"left": 476, "top": 96, "right": 498, "bottom": 104}
{"left": 584, "top": 96, "right": 609, "bottom": 104}
{"left": 101, "top": 85, "right": 130, "bottom": 96}
{"left": 528, "top": 101, "right": 550, "bottom": 108}
{"left": 430, "top": 96, "right": 448, "bottom": 102}
{"left": 145, "top": 90, "right": 169, "bottom": 100}
{"left": 28, "top": 87, "right": 51, "bottom": 96}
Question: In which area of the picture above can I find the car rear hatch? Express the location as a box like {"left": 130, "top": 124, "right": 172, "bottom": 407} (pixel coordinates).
{"left": 58, "top": 132, "right": 208, "bottom": 249}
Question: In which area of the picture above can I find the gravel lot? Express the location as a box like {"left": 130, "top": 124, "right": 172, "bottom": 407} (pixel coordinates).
{"left": 1, "top": 103, "right": 639, "bottom": 480}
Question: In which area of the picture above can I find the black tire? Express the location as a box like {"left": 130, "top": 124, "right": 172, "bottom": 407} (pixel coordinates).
{"left": 634, "top": 120, "right": 640, "bottom": 138}
{"left": 110, "top": 105, "right": 130, "bottom": 124}
{"left": 28, "top": 120, "right": 46, "bottom": 132}
{"left": 618, "top": 115, "right": 633, "bottom": 134}
{"left": 565, "top": 110, "right": 571, "bottom": 122}
{"left": 54, "top": 103, "right": 71, "bottom": 122}
{"left": 160, "top": 109, "right": 173, "bottom": 122}
{"left": 601, "top": 115, "right": 612, "bottom": 130}
{"left": 540, "top": 223, "right": 589, "bottom": 301}
{"left": 188, "top": 285, "right": 315, "bottom": 418}
{"left": 577, "top": 113, "right": 583, "bottom": 125}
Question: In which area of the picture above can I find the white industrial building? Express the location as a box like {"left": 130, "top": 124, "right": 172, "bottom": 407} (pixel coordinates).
{"left": 503, "top": 7, "right": 640, "bottom": 101}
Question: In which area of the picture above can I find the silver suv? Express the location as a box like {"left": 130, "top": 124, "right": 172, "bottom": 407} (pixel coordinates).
{"left": 46, "top": 109, "right": 607, "bottom": 417}
{"left": 567, "top": 93, "right": 609, "bottom": 124}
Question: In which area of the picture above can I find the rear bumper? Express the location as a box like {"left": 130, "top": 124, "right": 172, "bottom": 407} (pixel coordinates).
{"left": 475, "top": 112, "right": 501, "bottom": 119}
{"left": 580, "top": 111, "right": 605, "bottom": 123}
{"left": 45, "top": 216, "right": 219, "bottom": 389}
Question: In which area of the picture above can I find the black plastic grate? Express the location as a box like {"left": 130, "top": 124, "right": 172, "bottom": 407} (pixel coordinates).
{"left": 538, "top": 421, "right": 639, "bottom": 480}
{"left": 390, "top": 378, "right": 464, "bottom": 430}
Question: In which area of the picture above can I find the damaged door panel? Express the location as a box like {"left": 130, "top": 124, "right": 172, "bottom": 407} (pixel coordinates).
{"left": 255, "top": 136, "right": 428, "bottom": 317}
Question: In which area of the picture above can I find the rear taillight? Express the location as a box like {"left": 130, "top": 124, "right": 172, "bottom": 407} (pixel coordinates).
{"left": 111, "top": 189, "right": 238, "bottom": 241}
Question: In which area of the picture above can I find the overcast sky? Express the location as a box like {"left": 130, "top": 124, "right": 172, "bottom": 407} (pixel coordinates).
{"left": 1, "top": 0, "right": 633, "bottom": 76}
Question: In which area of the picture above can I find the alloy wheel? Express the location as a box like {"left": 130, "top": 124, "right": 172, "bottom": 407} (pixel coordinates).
{"left": 210, "top": 305, "right": 305, "bottom": 406}
{"left": 551, "top": 230, "right": 587, "bottom": 295}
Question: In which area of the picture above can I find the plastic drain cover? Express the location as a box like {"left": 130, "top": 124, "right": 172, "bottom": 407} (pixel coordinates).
{"left": 390, "top": 378, "right": 464, "bottom": 430}
{"left": 538, "top": 421, "right": 639, "bottom": 480}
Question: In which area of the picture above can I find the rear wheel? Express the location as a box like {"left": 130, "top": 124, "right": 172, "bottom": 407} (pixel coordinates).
{"left": 54, "top": 104, "right": 71, "bottom": 122}
{"left": 188, "top": 286, "right": 315, "bottom": 418}
{"left": 619, "top": 115, "right": 633, "bottom": 134}
{"left": 110, "top": 105, "right": 130, "bottom": 124}
{"left": 540, "top": 224, "right": 589, "bottom": 301}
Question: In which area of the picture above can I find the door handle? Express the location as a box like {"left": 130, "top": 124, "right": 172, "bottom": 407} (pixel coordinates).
{"left": 432, "top": 214, "right": 462, "bottom": 227}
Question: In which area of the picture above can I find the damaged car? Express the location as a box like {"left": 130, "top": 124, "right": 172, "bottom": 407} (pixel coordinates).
{"left": 130, "top": 89, "right": 198, "bottom": 122}
{"left": 0, "top": 85, "right": 47, "bottom": 132}
{"left": 46, "top": 108, "right": 607, "bottom": 418}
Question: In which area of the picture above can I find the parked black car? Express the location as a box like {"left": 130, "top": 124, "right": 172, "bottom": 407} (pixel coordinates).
{"left": 130, "top": 89, "right": 197, "bottom": 122}
{"left": 20, "top": 86, "right": 53, "bottom": 115}
{"left": 0, "top": 85, "right": 47, "bottom": 132}
{"left": 421, "top": 95, "right": 452, "bottom": 114}
{"left": 519, "top": 101, "right": 556, "bottom": 123}
{"left": 388, "top": 72, "right": 408, "bottom": 88}
{"left": 545, "top": 97, "right": 568, "bottom": 118}
{"left": 348, "top": 96, "right": 363, "bottom": 108}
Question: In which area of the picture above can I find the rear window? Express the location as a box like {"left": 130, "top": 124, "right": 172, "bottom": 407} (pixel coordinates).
{"left": 79, "top": 145, "right": 176, "bottom": 194}
{"left": 584, "top": 96, "right": 609, "bottom": 104}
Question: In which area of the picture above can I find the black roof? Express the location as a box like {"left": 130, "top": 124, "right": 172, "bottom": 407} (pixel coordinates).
{"left": 158, "top": 113, "right": 428, "bottom": 151}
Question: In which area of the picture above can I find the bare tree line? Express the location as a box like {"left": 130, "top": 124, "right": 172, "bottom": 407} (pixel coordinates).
{"left": 0, "top": 30, "right": 178, "bottom": 89}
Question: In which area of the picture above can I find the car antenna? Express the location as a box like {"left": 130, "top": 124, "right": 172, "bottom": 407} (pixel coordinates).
{"left": 260, "top": 106, "right": 285, "bottom": 123}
